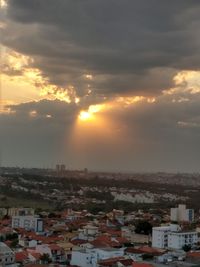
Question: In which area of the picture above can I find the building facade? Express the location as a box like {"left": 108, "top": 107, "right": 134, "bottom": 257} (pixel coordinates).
{"left": 152, "top": 224, "right": 198, "bottom": 249}
{"left": 170, "top": 204, "right": 194, "bottom": 222}
{"left": 0, "top": 242, "right": 15, "bottom": 266}
{"left": 12, "top": 215, "right": 43, "bottom": 232}
{"left": 70, "top": 247, "right": 124, "bottom": 267}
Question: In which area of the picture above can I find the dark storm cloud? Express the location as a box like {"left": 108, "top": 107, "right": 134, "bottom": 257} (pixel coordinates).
{"left": 2, "top": 0, "right": 200, "bottom": 97}
{"left": 1, "top": 94, "right": 200, "bottom": 171}
{"left": 1, "top": 0, "right": 200, "bottom": 171}
{"left": 0, "top": 100, "right": 79, "bottom": 167}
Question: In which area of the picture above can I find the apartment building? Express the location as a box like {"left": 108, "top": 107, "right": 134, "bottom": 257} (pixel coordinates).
{"left": 12, "top": 215, "right": 43, "bottom": 232}
{"left": 152, "top": 224, "right": 198, "bottom": 249}
{"left": 170, "top": 204, "right": 194, "bottom": 222}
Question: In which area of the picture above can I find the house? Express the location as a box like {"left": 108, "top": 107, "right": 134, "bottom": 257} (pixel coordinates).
{"left": 35, "top": 243, "right": 66, "bottom": 263}
{"left": 132, "top": 263, "right": 154, "bottom": 267}
{"left": 70, "top": 247, "right": 124, "bottom": 267}
{"left": 15, "top": 251, "right": 29, "bottom": 265}
{"left": 186, "top": 251, "right": 200, "bottom": 263}
{"left": 99, "top": 256, "right": 133, "bottom": 267}
{"left": 0, "top": 242, "right": 15, "bottom": 265}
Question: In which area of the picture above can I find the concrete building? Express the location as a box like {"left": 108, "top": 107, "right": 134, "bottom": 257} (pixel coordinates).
{"left": 36, "top": 244, "right": 66, "bottom": 263}
{"left": 8, "top": 207, "right": 34, "bottom": 217}
{"left": 70, "top": 247, "right": 124, "bottom": 267}
{"left": 152, "top": 225, "right": 172, "bottom": 248}
{"left": 12, "top": 215, "right": 43, "bottom": 232}
{"left": 170, "top": 204, "right": 194, "bottom": 222}
{"left": 0, "top": 208, "right": 7, "bottom": 218}
{"left": 168, "top": 231, "right": 198, "bottom": 249}
{"left": 152, "top": 224, "right": 198, "bottom": 249}
{"left": 0, "top": 242, "right": 15, "bottom": 266}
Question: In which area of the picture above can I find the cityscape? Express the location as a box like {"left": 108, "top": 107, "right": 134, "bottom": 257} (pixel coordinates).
{"left": 1, "top": 1, "right": 200, "bottom": 267}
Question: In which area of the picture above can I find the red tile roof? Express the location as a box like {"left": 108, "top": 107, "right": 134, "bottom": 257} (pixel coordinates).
{"left": 132, "top": 262, "right": 154, "bottom": 267}
{"left": 90, "top": 235, "right": 120, "bottom": 248}
{"left": 187, "top": 251, "right": 200, "bottom": 258}
{"left": 70, "top": 239, "right": 88, "bottom": 246}
{"left": 15, "top": 251, "right": 29, "bottom": 262}
{"left": 99, "top": 257, "right": 133, "bottom": 267}
{"left": 48, "top": 244, "right": 62, "bottom": 251}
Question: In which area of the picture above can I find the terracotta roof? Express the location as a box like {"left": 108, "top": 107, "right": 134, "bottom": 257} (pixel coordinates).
{"left": 24, "top": 265, "right": 48, "bottom": 267}
{"left": 138, "top": 246, "right": 165, "bottom": 255}
{"left": 99, "top": 257, "right": 133, "bottom": 267}
{"left": 29, "top": 251, "right": 41, "bottom": 260}
{"left": 132, "top": 262, "right": 154, "bottom": 267}
{"left": 126, "top": 246, "right": 165, "bottom": 256}
{"left": 15, "top": 251, "right": 29, "bottom": 262}
{"left": 70, "top": 239, "right": 88, "bottom": 245}
{"left": 187, "top": 251, "right": 200, "bottom": 258}
{"left": 90, "top": 236, "right": 120, "bottom": 248}
{"left": 48, "top": 244, "right": 62, "bottom": 251}
{"left": 125, "top": 247, "right": 143, "bottom": 254}
{"left": 116, "top": 237, "right": 129, "bottom": 244}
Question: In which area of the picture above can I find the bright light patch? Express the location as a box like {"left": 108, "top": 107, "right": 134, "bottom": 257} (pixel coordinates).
{"left": 29, "top": 110, "right": 37, "bottom": 117}
{"left": 79, "top": 111, "right": 92, "bottom": 121}
{"left": 78, "top": 104, "right": 105, "bottom": 121}
{"left": 0, "top": 0, "right": 7, "bottom": 8}
{"left": 85, "top": 74, "right": 93, "bottom": 80}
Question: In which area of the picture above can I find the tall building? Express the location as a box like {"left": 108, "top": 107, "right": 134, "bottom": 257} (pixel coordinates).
{"left": 8, "top": 207, "right": 34, "bottom": 217}
{"left": 60, "top": 164, "right": 66, "bottom": 171}
{"left": 170, "top": 204, "right": 194, "bottom": 222}
{"left": 12, "top": 215, "right": 43, "bottom": 232}
{"left": 56, "top": 164, "right": 60, "bottom": 172}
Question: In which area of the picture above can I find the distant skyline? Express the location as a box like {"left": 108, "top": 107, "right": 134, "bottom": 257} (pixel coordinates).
{"left": 1, "top": 0, "right": 200, "bottom": 172}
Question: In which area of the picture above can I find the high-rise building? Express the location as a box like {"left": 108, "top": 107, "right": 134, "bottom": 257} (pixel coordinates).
{"left": 8, "top": 207, "right": 34, "bottom": 217}
{"left": 60, "top": 164, "right": 66, "bottom": 171}
{"left": 170, "top": 204, "right": 194, "bottom": 222}
{"left": 56, "top": 164, "right": 60, "bottom": 172}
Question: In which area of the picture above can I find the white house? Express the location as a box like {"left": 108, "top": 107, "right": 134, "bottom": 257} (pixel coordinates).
{"left": 0, "top": 242, "right": 15, "bottom": 266}
{"left": 35, "top": 244, "right": 66, "bottom": 263}
{"left": 70, "top": 247, "right": 124, "bottom": 267}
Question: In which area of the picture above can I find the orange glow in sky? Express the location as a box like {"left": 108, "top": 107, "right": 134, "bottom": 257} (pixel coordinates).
{"left": 78, "top": 104, "right": 106, "bottom": 122}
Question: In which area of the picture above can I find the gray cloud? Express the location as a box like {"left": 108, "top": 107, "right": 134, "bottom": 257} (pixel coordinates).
{"left": 2, "top": 0, "right": 200, "bottom": 97}
{"left": 1, "top": 1, "right": 200, "bottom": 171}
{"left": 1, "top": 93, "right": 200, "bottom": 172}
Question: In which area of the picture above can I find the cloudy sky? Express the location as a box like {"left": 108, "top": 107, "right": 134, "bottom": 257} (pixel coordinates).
{"left": 1, "top": 0, "right": 200, "bottom": 172}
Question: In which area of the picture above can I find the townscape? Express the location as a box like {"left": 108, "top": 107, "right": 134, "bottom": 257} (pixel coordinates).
{"left": 0, "top": 168, "right": 200, "bottom": 267}
{"left": 2, "top": 1, "right": 200, "bottom": 267}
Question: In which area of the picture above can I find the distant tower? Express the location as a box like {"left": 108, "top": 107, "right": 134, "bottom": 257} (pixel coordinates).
{"left": 84, "top": 168, "right": 88, "bottom": 178}
{"left": 61, "top": 164, "right": 66, "bottom": 172}
{"left": 56, "top": 164, "right": 60, "bottom": 172}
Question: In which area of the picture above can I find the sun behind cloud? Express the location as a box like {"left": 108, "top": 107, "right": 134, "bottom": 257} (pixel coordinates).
{"left": 79, "top": 110, "right": 92, "bottom": 121}
{"left": 78, "top": 104, "right": 106, "bottom": 122}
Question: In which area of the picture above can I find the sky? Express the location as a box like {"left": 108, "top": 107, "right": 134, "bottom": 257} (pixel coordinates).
{"left": 1, "top": 0, "right": 200, "bottom": 172}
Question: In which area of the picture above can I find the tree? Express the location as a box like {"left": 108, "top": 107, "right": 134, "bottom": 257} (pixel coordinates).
{"left": 135, "top": 221, "right": 152, "bottom": 235}
{"left": 10, "top": 239, "right": 18, "bottom": 248}
{"left": 40, "top": 253, "right": 51, "bottom": 264}
{"left": 182, "top": 244, "right": 191, "bottom": 252}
